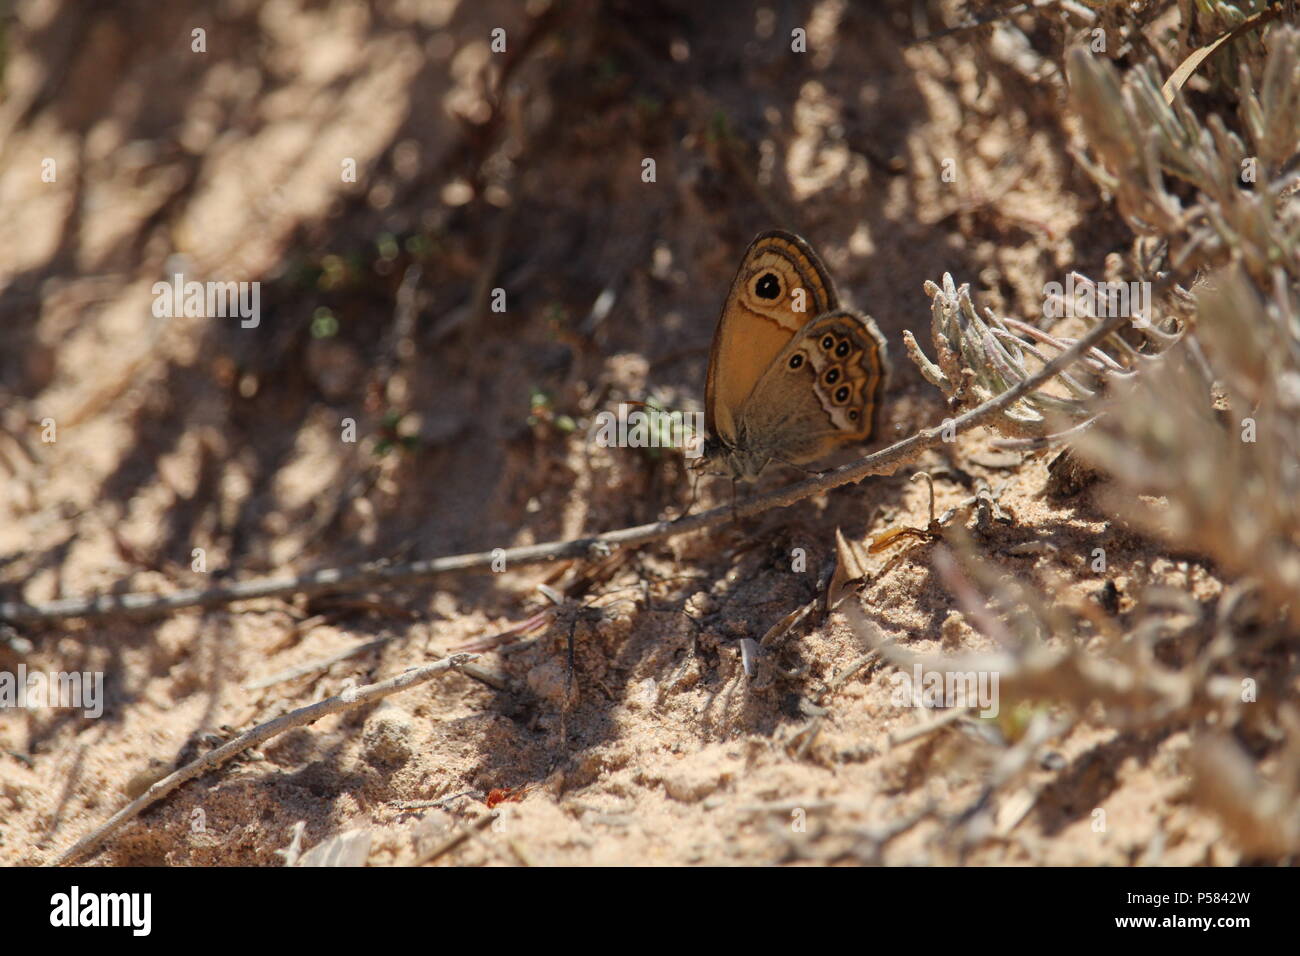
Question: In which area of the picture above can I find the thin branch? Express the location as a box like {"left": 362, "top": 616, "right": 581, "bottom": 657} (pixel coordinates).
{"left": 889, "top": 706, "right": 971, "bottom": 747}
{"left": 243, "top": 635, "right": 509, "bottom": 692}
{"left": 244, "top": 636, "right": 399, "bottom": 691}
{"left": 4, "top": 313, "right": 1129, "bottom": 627}
{"left": 409, "top": 811, "right": 497, "bottom": 866}
{"left": 51, "top": 653, "right": 478, "bottom": 866}
{"left": 905, "top": 1, "right": 1046, "bottom": 47}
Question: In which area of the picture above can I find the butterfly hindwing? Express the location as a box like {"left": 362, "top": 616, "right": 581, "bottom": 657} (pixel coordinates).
{"left": 732, "top": 308, "right": 889, "bottom": 468}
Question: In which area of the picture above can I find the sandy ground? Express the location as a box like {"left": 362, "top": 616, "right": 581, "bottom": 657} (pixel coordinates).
{"left": 0, "top": 0, "right": 1260, "bottom": 865}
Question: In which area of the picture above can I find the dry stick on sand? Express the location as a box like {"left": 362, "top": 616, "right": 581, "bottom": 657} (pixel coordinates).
{"left": 244, "top": 635, "right": 509, "bottom": 692}
{"left": 3, "top": 313, "right": 1129, "bottom": 628}
{"left": 52, "top": 653, "right": 478, "bottom": 867}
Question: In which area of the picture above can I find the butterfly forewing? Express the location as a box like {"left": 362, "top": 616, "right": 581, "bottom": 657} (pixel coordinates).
{"left": 704, "top": 230, "right": 839, "bottom": 445}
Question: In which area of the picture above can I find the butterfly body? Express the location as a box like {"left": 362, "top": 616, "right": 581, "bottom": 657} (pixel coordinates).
{"left": 701, "top": 230, "right": 889, "bottom": 481}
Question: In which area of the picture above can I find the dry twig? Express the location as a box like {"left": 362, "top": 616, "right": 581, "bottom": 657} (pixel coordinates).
{"left": 3, "top": 311, "right": 1130, "bottom": 627}
{"left": 52, "top": 653, "right": 478, "bottom": 866}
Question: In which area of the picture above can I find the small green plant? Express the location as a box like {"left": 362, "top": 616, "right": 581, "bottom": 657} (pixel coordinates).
{"left": 310, "top": 307, "right": 339, "bottom": 338}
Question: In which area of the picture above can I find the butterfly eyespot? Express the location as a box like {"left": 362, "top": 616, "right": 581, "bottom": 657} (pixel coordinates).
{"left": 755, "top": 273, "right": 781, "bottom": 299}
{"left": 848, "top": 410, "right": 859, "bottom": 421}
{"left": 788, "top": 353, "right": 805, "bottom": 370}
{"left": 834, "top": 385, "right": 850, "bottom": 403}
{"left": 823, "top": 368, "right": 840, "bottom": 385}
{"left": 835, "top": 341, "right": 850, "bottom": 357}
{"left": 821, "top": 335, "right": 835, "bottom": 350}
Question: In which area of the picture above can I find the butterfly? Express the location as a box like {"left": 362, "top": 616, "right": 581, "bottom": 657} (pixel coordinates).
{"left": 701, "top": 230, "right": 890, "bottom": 481}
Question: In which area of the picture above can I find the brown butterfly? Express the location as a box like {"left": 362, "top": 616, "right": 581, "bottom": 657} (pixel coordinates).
{"left": 701, "top": 230, "right": 890, "bottom": 481}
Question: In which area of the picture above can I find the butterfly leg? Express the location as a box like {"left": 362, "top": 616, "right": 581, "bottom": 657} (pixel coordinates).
{"left": 670, "top": 469, "right": 702, "bottom": 522}
{"left": 769, "top": 452, "right": 826, "bottom": 477}
{"left": 565, "top": 617, "right": 577, "bottom": 696}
